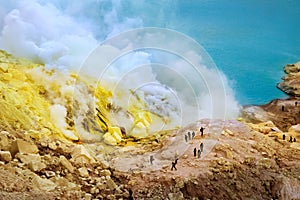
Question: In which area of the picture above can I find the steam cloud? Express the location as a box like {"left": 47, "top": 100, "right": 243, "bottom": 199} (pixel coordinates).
{"left": 0, "top": 0, "right": 240, "bottom": 133}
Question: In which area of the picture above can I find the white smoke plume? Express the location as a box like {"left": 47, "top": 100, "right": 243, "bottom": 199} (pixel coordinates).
{"left": 0, "top": 0, "right": 240, "bottom": 135}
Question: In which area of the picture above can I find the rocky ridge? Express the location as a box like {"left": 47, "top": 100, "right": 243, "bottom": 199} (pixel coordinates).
{"left": 277, "top": 62, "right": 300, "bottom": 96}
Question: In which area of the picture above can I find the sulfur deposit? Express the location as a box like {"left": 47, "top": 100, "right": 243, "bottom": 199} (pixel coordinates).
{"left": 0, "top": 50, "right": 169, "bottom": 146}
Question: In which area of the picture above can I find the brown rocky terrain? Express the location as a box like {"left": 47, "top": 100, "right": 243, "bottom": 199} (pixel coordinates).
{"left": 1, "top": 117, "right": 300, "bottom": 199}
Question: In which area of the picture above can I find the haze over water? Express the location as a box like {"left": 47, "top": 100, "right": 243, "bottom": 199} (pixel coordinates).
{"left": 1, "top": 0, "right": 299, "bottom": 106}
{"left": 120, "top": 0, "right": 300, "bottom": 105}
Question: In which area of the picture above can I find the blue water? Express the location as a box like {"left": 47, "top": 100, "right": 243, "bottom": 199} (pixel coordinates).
{"left": 117, "top": 0, "right": 300, "bottom": 105}
{"left": 2, "top": 0, "right": 300, "bottom": 105}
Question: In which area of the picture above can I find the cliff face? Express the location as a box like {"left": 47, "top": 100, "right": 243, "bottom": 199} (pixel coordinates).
{"left": 277, "top": 62, "right": 300, "bottom": 96}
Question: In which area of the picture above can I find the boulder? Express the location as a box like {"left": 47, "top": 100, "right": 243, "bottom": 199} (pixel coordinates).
{"left": 59, "top": 155, "right": 74, "bottom": 173}
{"left": 32, "top": 175, "right": 56, "bottom": 192}
{"left": 106, "top": 178, "right": 117, "bottom": 191}
{"left": 10, "top": 139, "right": 39, "bottom": 156}
{"left": 78, "top": 167, "right": 89, "bottom": 177}
{"left": 28, "top": 160, "right": 46, "bottom": 172}
{"left": 16, "top": 153, "right": 41, "bottom": 164}
{"left": 70, "top": 145, "right": 95, "bottom": 164}
{"left": 0, "top": 132, "right": 9, "bottom": 151}
{"left": 99, "top": 169, "right": 111, "bottom": 176}
{"left": 0, "top": 150, "right": 12, "bottom": 162}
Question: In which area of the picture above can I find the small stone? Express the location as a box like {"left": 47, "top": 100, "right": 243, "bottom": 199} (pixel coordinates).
{"left": 59, "top": 155, "right": 74, "bottom": 173}
{"left": 41, "top": 141, "right": 48, "bottom": 148}
{"left": 175, "top": 179, "right": 185, "bottom": 189}
{"left": 97, "top": 182, "right": 106, "bottom": 190}
{"left": 0, "top": 133, "right": 9, "bottom": 150}
{"left": 71, "top": 145, "right": 95, "bottom": 165}
{"left": 45, "top": 171, "right": 56, "bottom": 178}
{"left": 99, "top": 169, "right": 111, "bottom": 177}
{"left": 48, "top": 142, "right": 57, "bottom": 150}
{"left": 0, "top": 150, "right": 12, "bottom": 162}
{"left": 106, "top": 178, "right": 117, "bottom": 191}
{"left": 50, "top": 176, "right": 77, "bottom": 189}
{"left": 78, "top": 167, "right": 89, "bottom": 177}
{"left": 90, "top": 187, "right": 96, "bottom": 194}
{"left": 168, "top": 191, "right": 184, "bottom": 200}
{"left": 84, "top": 193, "right": 92, "bottom": 200}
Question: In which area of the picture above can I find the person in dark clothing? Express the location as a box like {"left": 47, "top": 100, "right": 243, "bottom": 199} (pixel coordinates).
{"left": 150, "top": 155, "right": 154, "bottom": 165}
{"left": 295, "top": 102, "right": 298, "bottom": 106}
{"left": 289, "top": 136, "right": 293, "bottom": 143}
{"left": 198, "top": 149, "right": 201, "bottom": 158}
{"left": 294, "top": 137, "right": 297, "bottom": 143}
{"left": 282, "top": 105, "right": 285, "bottom": 112}
{"left": 128, "top": 189, "right": 133, "bottom": 200}
{"left": 192, "top": 131, "right": 195, "bottom": 139}
{"left": 171, "top": 158, "right": 178, "bottom": 171}
{"left": 283, "top": 134, "right": 286, "bottom": 140}
{"left": 194, "top": 148, "right": 197, "bottom": 157}
{"left": 188, "top": 132, "right": 191, "bottom": 140}
{"left": 185, "top": 135, "right": 188, "bottom": 143}
{"left": 200, "top": 142, "right": 204, "bottom": 152}
{"left": 200, "top": 127, "right": 205, "bottom": 136}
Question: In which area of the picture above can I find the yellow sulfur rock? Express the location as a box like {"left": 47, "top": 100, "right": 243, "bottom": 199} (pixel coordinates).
{"left": 103, "top": 126, "right": 123, "bottom": 145}
{"left": 0, "top": 63, "right": 8, "bottom": 72}
{"left": 2, "top": 72, "right": 12, "bottom": 81}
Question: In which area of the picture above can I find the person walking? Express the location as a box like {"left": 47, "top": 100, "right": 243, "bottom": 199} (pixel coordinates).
{"left": 150, "top": 155, "right": 154, "bottom": 165}
{"left": 192, "top": 131, "right": 195, "bottom": 139}
{"left": 198, "top": 149, "right": 201, "bottom": 158}
{"left": 200, "top": 127, "right": 205, "bottom": 136}
{"left": 200, "top": 142, "right": 204, "bottom": 152}
{"left": 171, "top": 158, "right": 178, "bottom": 171}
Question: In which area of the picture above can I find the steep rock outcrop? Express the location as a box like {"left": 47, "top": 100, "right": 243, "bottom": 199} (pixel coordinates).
{"left": 277, "top": 62, "right": 300, "bottom": 96}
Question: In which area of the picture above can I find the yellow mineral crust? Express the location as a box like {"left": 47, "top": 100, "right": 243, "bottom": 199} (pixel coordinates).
{"left": 0, "top": 50, "right": 159, "bottom": 145}
{"left": 0, "top": 50, "right": 59, "bottom": 135}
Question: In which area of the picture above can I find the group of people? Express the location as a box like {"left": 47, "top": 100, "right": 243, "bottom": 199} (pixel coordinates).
{"left": 194, "top": 142, "right": 204, "bottom": 158}
{"left": 184, "top": 127, "right": 205, "bottom": 143}
{"left": 283, "top": 134, "right": 297, "bottom": 143}
{"left": 281, "top": 101, "right": 298, "bottom": 112}
{"left": 151, "top": 126, "right": 206, "bottom": 171}
{"left": 185, "top": 131, "right": 195, "bottom": 142}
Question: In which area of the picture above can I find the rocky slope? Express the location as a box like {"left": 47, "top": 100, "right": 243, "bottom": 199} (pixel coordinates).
{"left": 277, "top": 62, "right": 300, "bottom": 96}
{"left": 1, "top": 119, "right": 300, "bottom": 200}
{"left": 1, "top": 52, "right": 300, "bottom": 199}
